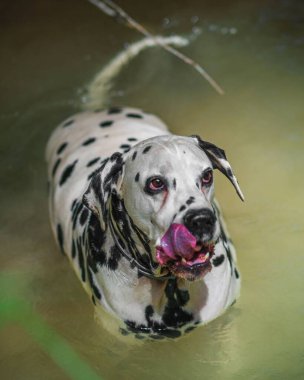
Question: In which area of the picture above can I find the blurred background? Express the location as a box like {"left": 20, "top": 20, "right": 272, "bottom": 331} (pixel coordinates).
{"left": 0, "top": 0, "right": 303, "bottom": 379}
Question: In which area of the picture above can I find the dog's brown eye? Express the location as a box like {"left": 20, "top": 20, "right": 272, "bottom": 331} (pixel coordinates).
{"left": 202, "top": 170, "right": 213, "bottom": 186}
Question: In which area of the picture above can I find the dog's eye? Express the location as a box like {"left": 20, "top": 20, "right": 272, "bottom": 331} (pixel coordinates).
{"left": 201, "top": 170, "right": 213, "bottom": 186}
{"left": 149, "top": 178, "right": 165, "bottom": 190}
{"left": 145, "top": 177, "right": 166, "bottom": 194}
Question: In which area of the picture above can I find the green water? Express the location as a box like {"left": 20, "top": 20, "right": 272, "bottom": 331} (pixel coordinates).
{"left": 1, "top": 1, "right": 303, "bottom": 379}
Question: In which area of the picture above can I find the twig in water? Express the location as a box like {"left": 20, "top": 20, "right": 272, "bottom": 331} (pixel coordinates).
{"left": 87, "top": 0, "right": 224, "bottom": 95}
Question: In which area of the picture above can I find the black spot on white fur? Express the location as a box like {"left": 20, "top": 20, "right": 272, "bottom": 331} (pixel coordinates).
{"left": 213, "top": 254, "right": 225, "bottom": 267}
{"left": 52, "top": 158, "right": 61, "bottom": 177}
{"left": 79, "top": 208, "right": 89, "bottom": 226}
{"left": 142, "top": 146, "right": 151, "bottom": 154}
{"left": 126, "top": 113, "right": 143, "bottom": 119}
{"left": 120, "top": 144, "right": 131, "bottom": 150}
{"left": 62, "top": 119, "right": 74, "bottom": 128}
{"left": 87, "top": 158, "right": 100, "bottom": 167}
{"left": 110, "top": 152, "right": 121, "bottom": 162}
{"left": 123, "top": 280, "right": 193, "bottom": 338}
{"left": 56, "top": 224, "right": 64, "bottom": 254}
{"left": 87, "top": 268, "right": 102, "bottom": 300}
{"left": 186, "top": 196, "right": 195, "bottom": 205}
{"left": 71, "top": 240, "right": 76, "bottom": 259}
{"left": 108, "top": 245, "right": 122, "bottom": 271}
{"left": 57, "top": 142, "right": 68, "bottom": 155}
{"left": 99, "top": 120, "right": 113, "bottom": 128}
{"left": 59, "top": 160, "right": 78, "bottom": 186}
{"left": 235, "top": 268, "right": 240, "bottom": 279}
{"left": 71, "top": 199, "right": 77, "bottom": 211}
{"left": 72, "top": 202, "right": 83, "bottom": 230}
{"left": 82, "top": 137, "right": 96, "bottom": 146}
{"left": 77, "top": 238, "right": 86, "bottom": 282}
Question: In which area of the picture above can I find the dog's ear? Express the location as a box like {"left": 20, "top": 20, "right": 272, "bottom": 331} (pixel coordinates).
{"left": 191, "top": 135, "right": 244, "bottom": 201}
{"left": 82, "top": 152, "right": 125, "bottom": 229}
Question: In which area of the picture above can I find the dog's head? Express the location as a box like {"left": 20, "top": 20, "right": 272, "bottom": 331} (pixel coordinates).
{"left": 83, "top": 135, "right": 243, "bottom": 281}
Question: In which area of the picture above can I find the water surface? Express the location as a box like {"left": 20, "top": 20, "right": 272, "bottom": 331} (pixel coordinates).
{"left": 1, "top": 0, "right": 303, "bottom": 379}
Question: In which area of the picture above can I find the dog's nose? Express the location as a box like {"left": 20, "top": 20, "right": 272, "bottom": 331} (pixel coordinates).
{"left": 183, "top": 208, "right": 216, "bottom": 239}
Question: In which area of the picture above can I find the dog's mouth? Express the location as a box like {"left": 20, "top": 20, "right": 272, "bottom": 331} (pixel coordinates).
{"left": 156, "top": 224, "right": 215, "bottom": 281}
{"left": 167, "top": 242, "right": 215, "bottom": 281}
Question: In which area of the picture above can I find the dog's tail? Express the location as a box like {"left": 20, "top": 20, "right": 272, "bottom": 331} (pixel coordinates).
{"left": 83, "top": 35, "right": 189, "bottom": 110}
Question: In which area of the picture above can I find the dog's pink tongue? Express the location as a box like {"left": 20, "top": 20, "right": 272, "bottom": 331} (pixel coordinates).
{"left": 156, "top": 224, "right": 197, "bottom": 265}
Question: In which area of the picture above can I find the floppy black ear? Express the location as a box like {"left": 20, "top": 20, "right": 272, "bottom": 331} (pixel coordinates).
{"left": 191, "top": 135, "right": 244, "bottom": 201}
{"left": 82, "top": 152, "right": 125, "bottom": 229}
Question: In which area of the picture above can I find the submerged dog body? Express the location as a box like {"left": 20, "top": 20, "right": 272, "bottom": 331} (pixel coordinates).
{"left": 46, "top": 106, "right": 243, "bottom": 339}
{"left": 46, "top": 37, "right": 243, "bottom": 339}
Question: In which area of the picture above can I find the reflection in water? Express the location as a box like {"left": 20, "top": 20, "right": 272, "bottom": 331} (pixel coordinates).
{"left": 0, "top": 0, "right": 303, "bottom": 379}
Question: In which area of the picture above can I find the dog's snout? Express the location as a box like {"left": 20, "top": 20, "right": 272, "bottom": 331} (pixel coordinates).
{"left": 183, "top": 208, "right": 216, "bottom": 239}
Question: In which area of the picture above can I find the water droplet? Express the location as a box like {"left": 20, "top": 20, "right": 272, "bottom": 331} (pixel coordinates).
{"left": 209, "top": 24, "right": 218, "bottom": 32}
{"left": 191, "top": 15, "right": 199, "bottom": 24}
{"left": 230, "top": 27, "right": 238, "bottom": 35}
{"left": 192, "top": 26, "right": 202, "bottom": 36}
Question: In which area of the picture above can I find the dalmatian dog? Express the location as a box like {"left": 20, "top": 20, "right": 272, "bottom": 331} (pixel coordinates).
{"left": 46, "top": 37, "right": 244, "bottom": 340}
